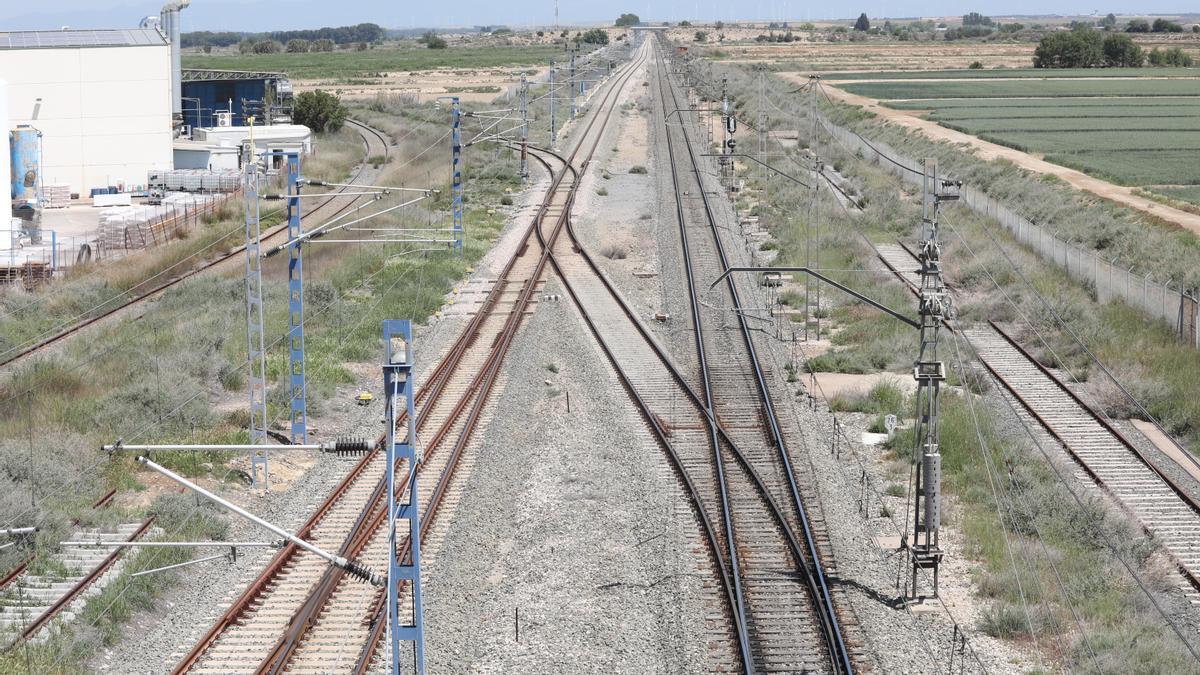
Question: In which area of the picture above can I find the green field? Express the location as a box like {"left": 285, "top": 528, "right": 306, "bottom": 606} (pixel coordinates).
{"left": 825, "top": 67, "right": 1200, "bottom": 80}
{"left": 838, "top": 76, "right": 1200, "bottom": 186}
{"left": 183, "top": 44, "right": 570, "bottom": 80}
{"left": 1148, "top": 185, "right": 1200, "bottom": 207}
{"left": 840, "top": 78, "right": 1200, "bottom": 99}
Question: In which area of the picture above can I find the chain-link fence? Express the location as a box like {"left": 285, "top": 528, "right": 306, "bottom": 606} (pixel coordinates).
{"left": 820, "top": 116, "right": 1200, "bottom": 349}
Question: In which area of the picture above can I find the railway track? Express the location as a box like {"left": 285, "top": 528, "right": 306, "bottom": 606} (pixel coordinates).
{"left": 0, "top": 118, "right": 392, "bottom": 372}
{"left": 872, "top": 239, "right": 1200, "bottom": 592}
{"left": 652, "top": 41, "right": 852, "bottom": 672}
{"left": 0, "top": 490, "right": 150, "bottom": 649}
{"left": 484, "top": 36, "right": 855, "bottom": 672}
{"left": 172, "top": 43, "right": 648, "bottom": 674}
{"left": 968, "top": 324, "right": 1200, "bottom": 590}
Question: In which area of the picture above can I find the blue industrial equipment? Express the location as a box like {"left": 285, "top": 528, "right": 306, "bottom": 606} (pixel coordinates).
{"left": 449, "top": 97, "right": 463, "bottom": 255}
{"left": 10, "top": 126, "right": 40, "bottom": 205}
{"left": 382, "top": 320, "right": 425, "bottom": 674}
{"left": 284, "top": 152, "right": 308, "bottom": 444}
{"left": 10, "top": 126, "right": 42, "bottom": 233}
{"left": 180, "top": 73, "right": 294, "bottom": 129}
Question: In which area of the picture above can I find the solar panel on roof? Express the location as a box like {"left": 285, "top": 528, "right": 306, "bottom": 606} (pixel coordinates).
{"left": 0, "top": 28, "right": 167, "bottom": 50}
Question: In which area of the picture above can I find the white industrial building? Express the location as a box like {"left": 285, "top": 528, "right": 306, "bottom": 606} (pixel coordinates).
{"left": 0, "top": 28, "right": 173, "bottom": 196}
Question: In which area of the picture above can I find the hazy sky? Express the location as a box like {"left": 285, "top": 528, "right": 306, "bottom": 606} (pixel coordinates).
{"left": 2, "top": 0, "right": 1193, "bottom": 32}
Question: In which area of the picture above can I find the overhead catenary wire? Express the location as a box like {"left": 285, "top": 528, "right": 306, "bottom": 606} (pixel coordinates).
{"left": 36, "top": 225, "right": 444, "bottom": 671}
{"left": 804, "top": 74, "right": 1199, "bottom": 475}
{"left": 948, "top": 331, "right": 1103, "bottom": 672}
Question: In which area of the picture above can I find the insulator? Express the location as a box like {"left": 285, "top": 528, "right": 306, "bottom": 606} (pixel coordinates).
{"left": 335, "top": 437, "right": 370, "bottom": 456}
{"left": 343, "top": 559, "right": 383, "bottom": 586}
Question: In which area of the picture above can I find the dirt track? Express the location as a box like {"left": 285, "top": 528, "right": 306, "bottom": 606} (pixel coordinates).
{"left": 786, "top": 75, "right": 1200, "bottom": 236}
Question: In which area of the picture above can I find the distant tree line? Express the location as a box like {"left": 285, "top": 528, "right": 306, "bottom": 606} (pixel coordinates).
{"left": 182, "top": 23, "right": 384, "bottom": 49}
{"left": 1033, "top": 26, "right": 1193, "bottom": 67}
{"left": 1127, "top": 18, "right": 1185, "bottom": 33}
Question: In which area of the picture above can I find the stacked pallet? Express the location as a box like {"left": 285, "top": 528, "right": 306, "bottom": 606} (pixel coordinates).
{"left": 43, "top": 184, "right": 71, "bottom": 208}
{"left": 148, "top": 169, "right": 239, "bottom": 193}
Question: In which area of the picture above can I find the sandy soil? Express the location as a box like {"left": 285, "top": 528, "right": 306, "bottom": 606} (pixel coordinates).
{"left": 809, "top": 371, "right": 916, "bottom": 401}
{"left": 791, "top": 77, "right": 1200, "bottom": 236}
{"left": 295, "top": 65, "right": 544, "bottom": 103}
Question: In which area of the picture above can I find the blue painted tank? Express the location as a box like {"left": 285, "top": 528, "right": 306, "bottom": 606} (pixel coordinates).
{"left": 10, "top": 126, "right": 41, "bottom": 207}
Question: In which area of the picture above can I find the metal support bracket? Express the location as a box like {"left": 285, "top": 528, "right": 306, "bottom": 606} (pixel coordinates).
{"left": 383, "top": 320, "right": 425, "bottom": 673}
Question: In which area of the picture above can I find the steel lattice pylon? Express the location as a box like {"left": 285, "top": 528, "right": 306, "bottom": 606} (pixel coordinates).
{"left": 284, "top": 153, "right": 308, "bottom": 443}
{"left": 450, "top": 97, "right": 464, "bottom": 255}
{"left": 909, "top": 157, "right": 953, "bottom": 598}
{"left": 242, "top": 150, "right": 269, "bottom": 487}
{"left": 383, "top": 320, "right": 425, "bottom": 674}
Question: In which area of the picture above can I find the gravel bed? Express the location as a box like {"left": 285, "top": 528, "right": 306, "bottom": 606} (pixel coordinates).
{"left": 422, "top": 276, "right": 707, "bottom": 672}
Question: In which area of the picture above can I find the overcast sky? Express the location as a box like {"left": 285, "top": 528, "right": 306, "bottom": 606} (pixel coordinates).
{"left": 1, "top": 0, "right": 1193, "bottom": 32}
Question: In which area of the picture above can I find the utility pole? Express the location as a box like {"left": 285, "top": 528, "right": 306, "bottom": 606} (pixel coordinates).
{"left": 808, "top": 76, "right": 820, "bottom": 341}
{"left": 241, "top": 145, "right": 269, "bottom": 488}
{"left": 549, "top": 60, "right": 557, "bottom": 149}
{"left": 569, "top": 48, "right": 578, "bottom": 119}
{"left": 520, "top": 75, "right": 529, "bottom": 180}
{"left": 758, "top": 71, "right": 768, "bottom": 207}
{"left": 449, "top": 96, "right": 463, "bottom": 254}
{"left": 721, "top": 77, "right": 735, "bottom": 176}
{"left": 908, "top": 157, "right": 956, "bottom": 600}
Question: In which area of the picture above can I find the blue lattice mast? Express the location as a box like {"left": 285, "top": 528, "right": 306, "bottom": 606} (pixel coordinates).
{"left": 285, "top": 152, "right": 308, "bottom": 443}
{"left": 383, "top": 320, "right": 425, "bottom": 674}
{"left": 450, "top": 97, "right": 464, "bottom": 255}
{"left": 242, "top": 145, "right": 269, "bottom": 488}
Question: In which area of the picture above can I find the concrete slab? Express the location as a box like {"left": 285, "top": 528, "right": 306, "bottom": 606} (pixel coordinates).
{"left": 1130, "top": 419, "right": 1200, "bottom": 486}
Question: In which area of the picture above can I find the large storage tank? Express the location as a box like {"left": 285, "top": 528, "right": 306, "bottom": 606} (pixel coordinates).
{"left": 10, "top": 125, "right": 41, "bottom": 238}
{"left": 11, "top": 125, "right": 41, "bottom": 207}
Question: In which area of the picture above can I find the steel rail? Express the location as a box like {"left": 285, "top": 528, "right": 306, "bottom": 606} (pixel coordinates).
{"left": 0, "top": 119, "right": 391, "bottom": 371}
{"left": 211, "top": 45, "right": 648, "bottom": 674}
{"left": 876, "top": 239, "right": 1200, "bottom": 592}
{"left": 654, "top": 46, "right": 756, "bottom": 672}
{"left": 343, "top": 46, "right": 653, "bottom": 675}
{"left": 530, "top": 138, "right": 851, "bottom": 673}
{"left": 5, "top": 517, "right": 155, "bottom": 649}
{"left": 658, "top": 42, "right": 852, "bottom": 672}
{"left": 0, "top": 488, "right": 119, "bottom": 594}
{"left": 175, "top": 78, "right": 614, "bottom": 672}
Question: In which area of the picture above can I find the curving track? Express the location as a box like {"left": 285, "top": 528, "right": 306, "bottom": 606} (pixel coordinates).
{"left": 0, "top": 119, "right": 392, "bottom": 372}
{"left": 512, "top": 36, "right": 856, "bottom": 673}
{"left": 173, "top": 42, "right": 650, "bottom": 675}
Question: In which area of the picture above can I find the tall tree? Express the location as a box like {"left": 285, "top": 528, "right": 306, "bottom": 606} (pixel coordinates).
{"left": 854, "top": 13, "right": 870, "bottom": 31}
